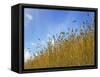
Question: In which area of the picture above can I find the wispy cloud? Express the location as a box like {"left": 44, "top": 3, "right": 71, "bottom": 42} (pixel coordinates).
{"left": 31, "top": 42, "right": 37, "bottom": 47}
{"left": 31, "top": 40, "right": 47, "bottom": 50}
{"left": 25, "top": 13, "right": 33, "bottom": 20}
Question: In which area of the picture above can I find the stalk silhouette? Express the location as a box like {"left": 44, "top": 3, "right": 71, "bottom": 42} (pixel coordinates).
{"left": 24, "top": 20, "right": 95, "bottom": 69}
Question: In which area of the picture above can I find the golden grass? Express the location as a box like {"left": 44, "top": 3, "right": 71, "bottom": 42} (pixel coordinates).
{"left": 24, "top": 23, "right": 95, "bottom": 69}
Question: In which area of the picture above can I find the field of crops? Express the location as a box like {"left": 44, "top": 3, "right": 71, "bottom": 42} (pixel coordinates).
{"left": 24, "top": 22, "right": 95, "bottom": 69}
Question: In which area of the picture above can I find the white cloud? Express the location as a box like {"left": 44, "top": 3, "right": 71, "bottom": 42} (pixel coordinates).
{"left": 26, "top": 13, "right": 33, "bottom": 20}
{"left": 24, "top": 48, "right": 32, "bottom": 62}
{"left": 51, "top": 39, "right": 55, "bottom": 46}
{"left": 31, "top": 42, "right": 36, "bottom": 47}
{"left": 47, "top": 33, "right": 55, "bottom": 46}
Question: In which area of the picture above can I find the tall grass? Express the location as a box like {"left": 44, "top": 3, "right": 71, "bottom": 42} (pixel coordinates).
{"left": 24, "top": 21, "right": 95, "bottom": 69}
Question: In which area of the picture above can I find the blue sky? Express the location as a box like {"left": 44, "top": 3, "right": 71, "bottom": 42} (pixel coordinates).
{"left": 24, "top": 8, "right": 94, "bottom": 57}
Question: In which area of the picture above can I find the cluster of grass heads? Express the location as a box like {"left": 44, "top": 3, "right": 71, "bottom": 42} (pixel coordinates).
{"left": 24, "top": 21, "right": 95, "bottom": 69}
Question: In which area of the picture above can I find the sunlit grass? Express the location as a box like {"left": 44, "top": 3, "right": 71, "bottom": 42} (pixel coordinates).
{"left": 24, "top": 22, "right": 95, "bottom": 69}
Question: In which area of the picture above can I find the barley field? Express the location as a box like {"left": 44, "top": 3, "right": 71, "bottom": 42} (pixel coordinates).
{"left": 24, "top": 23, "right": 95, "bottom": 69}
